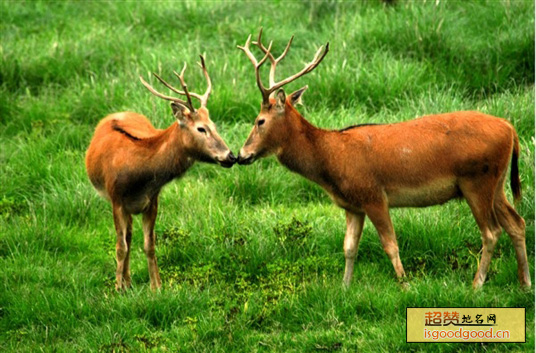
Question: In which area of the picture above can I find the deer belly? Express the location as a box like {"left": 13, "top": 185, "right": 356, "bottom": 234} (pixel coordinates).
{"left": 89, "top": 177, "right": 111, "bottom": 201}
{"left": 96, "top": 187, "right": 111, "bottom": 201}
{"left": 386, "top": 179, "right": 461, "bottom": 208}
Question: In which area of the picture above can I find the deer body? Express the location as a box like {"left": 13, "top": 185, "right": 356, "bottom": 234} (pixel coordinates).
{"left": 274, "top": 110, "right": 515, "bottom": 211}
{"left": 87, "top": 112, "right": 193, "bottom": 215}
{"left": 237, "top": 29, "right": 530, "bottom": 289}
{"left": 86, "top": 57, "right": 236, "bottom": 291}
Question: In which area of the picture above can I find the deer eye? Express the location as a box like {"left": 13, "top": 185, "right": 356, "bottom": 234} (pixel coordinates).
{"left": 197, "top": 127, "right": 207, "bottom": 134}
{"left": 257, "top": 119, "right": 265, "bottom": 126}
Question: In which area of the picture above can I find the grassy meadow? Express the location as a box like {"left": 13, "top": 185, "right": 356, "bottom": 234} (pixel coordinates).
{"left": 1, "top": 1, "right": 535, "bottom": 352}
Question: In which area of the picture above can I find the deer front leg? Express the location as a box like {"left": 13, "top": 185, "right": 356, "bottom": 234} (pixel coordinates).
{"left": 343, "top": 211, "right": 366, "bottom": 287}
{"left": 112, "top": 204, "right": 132, "bottom": 291}
{"left": 364, "top": 202, "right": 406, "bottom": 281}
{"left": 142, "top": 198, "right": 162, "bottom": 291}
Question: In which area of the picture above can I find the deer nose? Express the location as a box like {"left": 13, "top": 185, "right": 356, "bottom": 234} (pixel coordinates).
{"left": 228, "top": 151, "right": 237, "bottom": 163}
{"left": 217, "top": 151, "right": 236, "bottom": 168}
{"left": 237, "top": 152, "right": 254, "bottom": 165}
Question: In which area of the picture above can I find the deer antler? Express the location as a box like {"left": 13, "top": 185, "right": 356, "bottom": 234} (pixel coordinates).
{"left": 139, "top": 55, "right": 213, "bottom": 112}
{"left": 252, "top": 27, "right": 294, "bottom": 93}
{"left": 196, "top": 55, "right": 212, "bottom": 107}
{"left": 238, "top": 28, "right": 329, "bottom": 105}
{"left": 237, "top": 33, "right": 273, "bottom": 105}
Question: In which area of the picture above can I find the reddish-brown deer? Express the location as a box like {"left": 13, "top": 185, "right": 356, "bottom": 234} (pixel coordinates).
{"left": 86, "top": 56, "right": 236, "bottom": 291}
{"left": 236, "top": 29, "right": 530, "bottom": 289}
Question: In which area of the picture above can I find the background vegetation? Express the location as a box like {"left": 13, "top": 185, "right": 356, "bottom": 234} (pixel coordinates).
{"left": 1, "top": 1, "right": 534, "bottom": 352}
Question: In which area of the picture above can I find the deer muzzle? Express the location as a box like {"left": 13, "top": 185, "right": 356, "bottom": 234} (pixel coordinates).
{"left": 217, "top": 151, "right": 237, "bottom": 168}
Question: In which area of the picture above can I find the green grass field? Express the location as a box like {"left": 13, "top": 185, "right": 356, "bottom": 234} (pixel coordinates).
{"left": 1, "top": 1, "right": 534, "bottom": 352}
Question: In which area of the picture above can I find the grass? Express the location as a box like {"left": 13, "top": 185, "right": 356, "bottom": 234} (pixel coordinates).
{"left": 1, "top": 0, "right": 534, "bottom": 352}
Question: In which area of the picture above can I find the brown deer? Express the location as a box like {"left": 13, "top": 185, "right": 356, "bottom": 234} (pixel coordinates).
{"left": 85, "top": 56, "right": 236, "bottom": 291}
{"left": 236, "top": 29, "right": 531, "bottom": 289}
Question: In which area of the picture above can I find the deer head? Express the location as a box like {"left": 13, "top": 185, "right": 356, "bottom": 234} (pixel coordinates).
{"left": 236, "top": 28, "right": 329, "bottom": 164}
{"left": 140, "top": 56, "right": 236, "bottom": 167}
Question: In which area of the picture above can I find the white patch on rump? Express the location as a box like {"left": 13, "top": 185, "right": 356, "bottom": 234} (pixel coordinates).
{"left": 401, "top": 147, "right": 413, "bottom": 155}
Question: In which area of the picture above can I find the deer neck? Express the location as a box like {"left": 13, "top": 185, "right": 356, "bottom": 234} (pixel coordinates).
{"left": 276, "top": 112, "right": 329, "bottom": 186}
{"left": 148, "top": 122, "right": 195, "bottom": 179}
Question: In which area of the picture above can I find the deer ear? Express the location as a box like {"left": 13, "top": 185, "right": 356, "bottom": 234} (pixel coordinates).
{"left": 289, "top": 85, "right": 308, "bottom": 106}
{"left": 275, "top": 89, "right": 286, "bottom": 112}
{"left": 171, "top": 102, "right": 191, "bottom": 126}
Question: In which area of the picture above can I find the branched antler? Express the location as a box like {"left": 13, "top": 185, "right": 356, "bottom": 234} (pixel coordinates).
{"left": 139, "top": 55, "right": 212, "bottom": 112}
{"left": 237, "top": 34, "right": 273, "bottom": 104}
{"left": 252, "top": 27, "right": 294, "bottom": 91}
{"left": 238, "top": 28, "right": 329, "bottom": 105}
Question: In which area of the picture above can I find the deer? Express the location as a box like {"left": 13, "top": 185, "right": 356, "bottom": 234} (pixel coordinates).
{"left": 236, "top": 29, "right": 531, "bottom": 289}
{"left": 85, "top": 56, "right": 236, "bottom": 291}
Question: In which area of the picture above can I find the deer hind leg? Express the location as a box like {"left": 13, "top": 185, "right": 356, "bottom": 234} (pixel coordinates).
{"left": 142, "top": 198, "right": 162, "bottom": 291}
{"left": 495, "top": 191, "right": 531, "bottom": 288}
{"left": 122, "top": 220, "right": 133, "bottom": 288}
{"left": 460, "top": 179, "right": 502, "bottom": 289}
{"left": 364, "top": 202, "right": 406, "bottom": 280}
{"left": 113, "top": 204, "right": 132, "bottom": 291}
{"left": 343, "top": 211, "right": 366, "bottom": 287}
